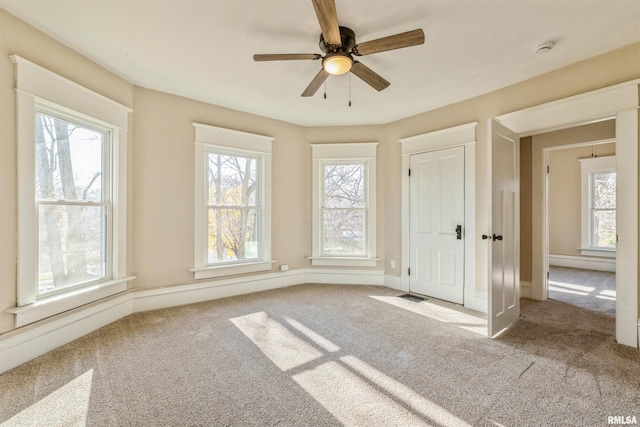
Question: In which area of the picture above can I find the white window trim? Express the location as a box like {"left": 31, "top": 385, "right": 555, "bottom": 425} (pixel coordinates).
{"left": 311, "top": 143, "right": 378, "bottom": 267}
{"left": 10, "top": 55, "right": 133, "bottom": 326}
{"left": 580, "top": 154, "right": 616, "bottom": 257}
{"left": 191, "top": 123, "right": 274, "bottom": 280}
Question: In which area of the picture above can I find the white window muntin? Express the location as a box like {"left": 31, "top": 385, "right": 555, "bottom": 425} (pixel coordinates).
{"left": 320, "top": 159, "right": 369, "bottom": 257}
{"left": 204, "top": 145, "right": 264, "bottom": 267}
{"left": 589, "top": 168, "right": 616, "bottom": 249}
{"left": 33, "top": 104, "right": 115, "bottom": 298}
{"left": 311, "top": 142, "right": 378, "bottom": 267}
{"left": 580, "top": 155, "right": 616, "bottom": 256}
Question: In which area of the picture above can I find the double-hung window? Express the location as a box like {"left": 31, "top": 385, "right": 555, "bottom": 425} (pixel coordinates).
{"left": 322, "top": 161, "right": 367, "bottom": 255}
{"left": 192, "top": 124, "right": 273, "bottom": 279}
{"left": 311, "top": 143, "right": 378, "bottom": 267}
{"left": 580, "top": 155, "right": 616, "bottom": 257}
{"left": 12, "top": 56, "right": 131, "bottom": 326}
{"left": 35, "top": 110, "right": 111, "bottom": 296}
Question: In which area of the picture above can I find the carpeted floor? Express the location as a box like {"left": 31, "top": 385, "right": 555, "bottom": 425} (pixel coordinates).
{"left": 548, "top": 266, "right": 616, "bottom": 316}
{"left": 1, "top": 284, "right": 639, "bottom": 426}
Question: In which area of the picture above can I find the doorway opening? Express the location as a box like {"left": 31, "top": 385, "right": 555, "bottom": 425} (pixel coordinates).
{"left": 495, "top": 79, "right": 638, "bottom": 347}
{"left": 524, "top": 121, "right": 617, "bottom": 319}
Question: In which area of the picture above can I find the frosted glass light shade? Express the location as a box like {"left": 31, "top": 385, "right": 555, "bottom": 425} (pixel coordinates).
{"left": 323, "top": 54, "right": 353, "bottom": 75}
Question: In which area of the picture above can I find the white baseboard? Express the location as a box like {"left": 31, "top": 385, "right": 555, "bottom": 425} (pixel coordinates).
{"left": 384, "top": 274, "right": 405, "bottom": 291}
{"left": 0, "top": 294, "right": 132, "bottom": 374}
{"left": 464, "top": 288, "right": 487, "bottom": 313}
{"left": 1, "top": 266, "right": 507, "bottom": 374}
{"left": 0, "top": 268, "right": 390, "bottom": 374}
{"left": 132, "top": 269, "right": 307, "bottom": 312}
{"left": 305, "top": 268, "right": 384, "bottom": 286}
{"left": 549, "top": 254, "right": 616, "bottom": 272}
{"left": 520, "top": 281, "right": 532, "bottom": 298}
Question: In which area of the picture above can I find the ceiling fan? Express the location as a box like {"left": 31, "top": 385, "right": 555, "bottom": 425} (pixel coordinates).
{"left": 253, "top": 0, "right": 425, "bottom": 97}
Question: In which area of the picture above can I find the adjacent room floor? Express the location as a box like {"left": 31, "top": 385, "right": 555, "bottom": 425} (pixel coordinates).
{"left": 548, "top": 266, "right": 616, "bottom": 316}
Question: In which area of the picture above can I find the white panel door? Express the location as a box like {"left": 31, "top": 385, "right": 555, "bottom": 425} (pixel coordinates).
{"left": 489, "top": 119, "right": 520, "bottom": 337}
{"left": 409, "top": 146, "right": 465, "bottom": 304}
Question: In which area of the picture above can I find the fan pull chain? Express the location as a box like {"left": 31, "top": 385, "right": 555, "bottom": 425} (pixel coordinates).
{"left": 348, "top": 73, "right": 352, "bottom": 107}
{"left": 324, "top": 81, "right": 327, "bottom": 99}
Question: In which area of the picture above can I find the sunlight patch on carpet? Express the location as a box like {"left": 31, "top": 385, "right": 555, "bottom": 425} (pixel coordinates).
{"left": 3, "top": 369, "right": 93, "bottom": 427}
{"left": 230, "top": 311, "right": 323, "bottom": 371}
{"left": 284, "top": 317, "right": 340, "bottom": 352}
{"left": 293, "top": 361, "right": 426, "bottom": 426}
{"left": 548, "top": 280, "right": 596, "bottom": 294}
{"left": 232, "top": 311, "right": 472, "bottom": 425}
{"left": 370, "top": 296, "right": 487, "bottom": 335}
{"left": 340, "top": 355, "right": 472, "bottom": 427}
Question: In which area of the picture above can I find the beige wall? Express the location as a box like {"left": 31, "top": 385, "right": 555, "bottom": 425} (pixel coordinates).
{"left": 548, "top": 142, "right": 616, "bottom": 256}
{"left": 131, "top": 87, "right": 312, "bottom": 288}
{"left": 0, "top": 10, "right": 134, "bottom": 333}
{"left": 385, "top": 44, "right": 640, "bottom": 293}
{"left": 519, "top": 121, "right": 616, "bottom": 281}
{"left": 519, "top": 137, "right": 533, "bottom": 283}
{"left": 1, "top": 7, "right": 639, "bottom": 337}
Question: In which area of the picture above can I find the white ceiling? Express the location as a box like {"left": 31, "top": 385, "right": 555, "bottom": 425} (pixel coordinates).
{"left": 1, "top": 0, "right": 639, "bottom": 127}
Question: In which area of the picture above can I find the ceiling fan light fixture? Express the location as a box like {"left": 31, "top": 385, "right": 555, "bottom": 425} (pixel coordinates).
{"left": 323, "top": 52, "right": 353, "bottom": 75}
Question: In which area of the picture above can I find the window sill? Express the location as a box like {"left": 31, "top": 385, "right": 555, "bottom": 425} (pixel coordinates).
{"left": 190, "top": 261, "right": 276, "bottom": 280}
{"left": 308, "top": 257, "right": 380, "bottom": 267}
{"left": 579, "top": 248, "right": 616, "bottom": 258}
{"left": 6, "top": 277, "right": 134, "bottom": 327}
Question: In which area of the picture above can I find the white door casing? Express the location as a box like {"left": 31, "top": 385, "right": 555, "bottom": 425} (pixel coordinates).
{"left": 409, "top": 146, "right": 465, "bottom": 304}
{"left": 489, "top": 119, "right": 520, "bottom": 337}
{"left": 497, "top": 79, "right": 639, "bottom": 348}
{"left": 400, "top": 122, "right": 479, "bottom": 312}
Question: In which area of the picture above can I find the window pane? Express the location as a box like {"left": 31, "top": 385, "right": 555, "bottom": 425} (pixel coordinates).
{"left": 324, "top": 163, "right": 365, "bottom": 208}
{"left": 323, "top": 209, "right": 365, "bottom": 255}
{"left": 35, "top": 113, "right": 104, "bottom": 202}
{"left": 592, "top": 210, "right": 616, "bottom": 248}
{"left": 208, "top": 153, "right": 257, "bottom": 206}
{"left": 208, "top": 208, "right": 259, "bottom": 263}
{"left": 38, "top": 204, "right": 106, "bottom": 295}
{"left": 593, "top": 172, "right": 616, "bottom": 209}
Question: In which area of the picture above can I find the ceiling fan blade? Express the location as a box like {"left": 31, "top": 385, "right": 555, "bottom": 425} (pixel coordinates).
{"left": 311, "top": 0, "right": 341, "bottom": 46}
{"left": 253, "top": 54, "right": 322, "bottom": 61}
{"left": 301, "top": 69, "right": 330, "bottom": 97}
{"left": 353, "top": 29, "right": 425, "bottom": 56}
{"left": 351, "top": 62, "right": 390, "bottom": 91}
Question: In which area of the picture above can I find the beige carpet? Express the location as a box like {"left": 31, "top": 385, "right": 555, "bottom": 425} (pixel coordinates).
{"left": 548, "top": 266, "right": 616, "bottom": 316}
{"left": 1, "top": 284, "right": 639, "bottom": 426}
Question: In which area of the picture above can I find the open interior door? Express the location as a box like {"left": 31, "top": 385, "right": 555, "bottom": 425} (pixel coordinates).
{"left": 489, "top": 119, "right": 520, "bottom": 337}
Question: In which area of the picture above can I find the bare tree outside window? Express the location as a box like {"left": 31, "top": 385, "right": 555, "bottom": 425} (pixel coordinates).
{"left": 592, "top": 171, "right": 616, "bottom": 248}
{"left": 35, "top": 112, "right": 107, "bottom": 295}
{"left": 207, "top": 153, "right": 260, "bottom": 263}
{"left": 322, "top": 163, "right": 366, "bottom": 255}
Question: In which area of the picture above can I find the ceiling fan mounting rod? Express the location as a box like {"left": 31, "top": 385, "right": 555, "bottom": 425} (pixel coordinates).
{"left": 319, "top": 26, "right": 356, "bottom": 54}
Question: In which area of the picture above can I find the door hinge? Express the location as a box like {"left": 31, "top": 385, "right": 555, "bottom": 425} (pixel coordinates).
{"left": 408, "top": 268, "right": 411, "bottom": 276}
{"left": 408, "top": 168, "right": 411, "bottom": 177}
{"left": 547, "top": 165, "right": 550, "bottom": 174}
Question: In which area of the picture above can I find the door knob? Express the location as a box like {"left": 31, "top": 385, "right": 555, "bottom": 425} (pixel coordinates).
{"left": 493, "top": 234, "right": 503, "bottom": 241}
{"left": 456, "top": 225, "right": 462, "bottom": 240}
{"left": 482, "top": 234, "right": 491, "bottom": 240}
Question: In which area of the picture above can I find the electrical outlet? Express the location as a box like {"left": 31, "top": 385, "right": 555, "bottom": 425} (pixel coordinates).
{"left": 280, "top": 264, "right": 289, "bottom": 272}
{"left": 390, "top": 260, "right": 396, "bottom": 269}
